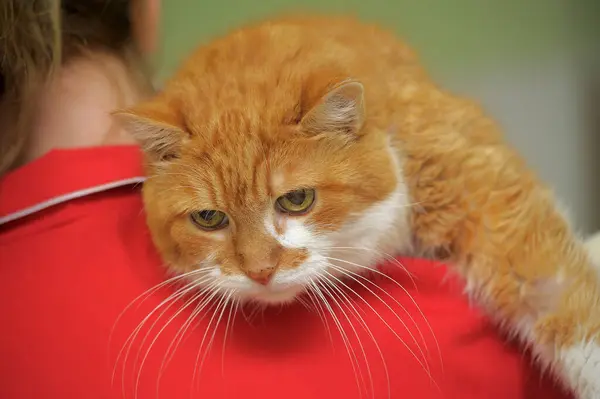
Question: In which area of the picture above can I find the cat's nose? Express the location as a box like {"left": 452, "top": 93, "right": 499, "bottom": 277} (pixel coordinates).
{"left": 244, "top": 267, "right": 276, "bottom": 285}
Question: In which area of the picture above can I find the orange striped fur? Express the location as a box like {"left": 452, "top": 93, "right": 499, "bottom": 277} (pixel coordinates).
{"left": 118, "top": 15, "right": 600, "bottom": 398}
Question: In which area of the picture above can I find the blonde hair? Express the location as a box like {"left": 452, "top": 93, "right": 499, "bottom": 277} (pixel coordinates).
{"left": 0, "top": 0, "right": 144, "bottom": 174}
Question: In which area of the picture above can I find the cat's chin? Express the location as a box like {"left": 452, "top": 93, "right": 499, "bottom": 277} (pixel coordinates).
{"left": 237, "top": 285, "right": 305, "bottom": 305}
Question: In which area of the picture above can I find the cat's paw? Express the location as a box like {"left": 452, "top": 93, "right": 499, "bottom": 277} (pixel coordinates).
{"left": 559, "top": 341, "right": 600, "bottom": 399}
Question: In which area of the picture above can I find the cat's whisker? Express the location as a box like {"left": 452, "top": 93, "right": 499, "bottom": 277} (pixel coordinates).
{"left": 326, "top": 258, "right": 444, "bottom": 372}
{"left": 197, "top": 291, "right": 232, "bottom": 381}
{"left": 200, "top": 291, "right": 234, "bottom": 384}
{"left": 113, "top": 277, "right": 207, "bottom": 394}
{"left": 238, "top": 301, "right": 255, "bottom": 325}
{"left": 323, "top": 256, "right": 424, "bottom": 337}
{"left": 323, "top": 251, "right": 422, "bottom": 301}
{"left": 309, "top": 280, "right": 364, "bottom": 398}
{"left": 324, "top": 256, "right": 443, "bottom": 372}
{"left": 260, "top": 303, "right": 268, "bottom": 324}
{"left": 325, "top": 262, "right": 429, "bottom": 360}
{"left": 221, "top": 296, "right": 239, "bottom": 375}
{"left": 190, "top": 290, "right": 226, "bottom": 394}
{"left": 109, "top": 268, "right": 210, "bottom": 352}
{"left": 322, "top": 246, "right": 416, "bottom": 284}
{"left": 303, "top": 288, "right": 335, "bottom": 345}
{"left": 317, "top": 277, "right": 378, "bottom": 399}
{"left": 191, "top": 288, "right": 230, "bottom": 393}
{"left": 324, "top": 264, "right": 438, "bottom": 389}
{"left": 321, "top": 273, "right": 394, "bottom": 399}
{"left": 128, "top": 278, "right": 215, "bottom": 375}
{"left": 155, "top": 286, "right": 223, "bottom": 395}
{"left": 133, "top": 285, "right": 214, "bottom": 399}
{"left": 247, "top": 301, "right": 264, "bottom": 323}
{"left": 161, "top": 295, "right": 219, "bottom": 368}
{"left": 295, "top": 295, "right": 313, "bottom": 311}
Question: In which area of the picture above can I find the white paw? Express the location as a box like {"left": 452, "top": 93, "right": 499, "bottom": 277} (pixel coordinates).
{"left": 559, "top": 341, "right": 600, "bottom": 399}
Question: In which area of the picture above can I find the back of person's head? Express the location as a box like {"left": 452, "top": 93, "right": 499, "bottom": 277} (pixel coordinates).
{"left": 0, "top": 0, "right": 157, "bottom": 174}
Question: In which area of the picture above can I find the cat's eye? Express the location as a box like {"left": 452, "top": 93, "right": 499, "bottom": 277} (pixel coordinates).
{"left": 190, "top": 210, "right": 229, "bottom": 230}
{"left": 276, "top": 189, "right": 316, "bottom": 215}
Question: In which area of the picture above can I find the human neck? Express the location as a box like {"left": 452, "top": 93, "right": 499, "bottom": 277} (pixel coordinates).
{"left": 23, "top": 52, "right": 150, "bottom": 163}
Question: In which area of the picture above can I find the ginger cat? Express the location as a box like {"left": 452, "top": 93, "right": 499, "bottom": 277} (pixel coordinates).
{"left": 118, "top": 15, "right": 600, "bottom": 398}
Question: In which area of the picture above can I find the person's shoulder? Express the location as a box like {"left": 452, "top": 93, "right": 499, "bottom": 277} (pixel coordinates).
{"left": 381, "top": 257, "right": 571, "bottom": 399}
{"left": 0, "top": 145, "right": 145, "bottom": 226}
{"left": 0, "top": 145, "right": 151, "bottom": 270}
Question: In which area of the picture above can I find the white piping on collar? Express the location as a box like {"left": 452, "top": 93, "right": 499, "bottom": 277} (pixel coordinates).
{"left": 0, "top": 176, "right": 146, "bottom": 226}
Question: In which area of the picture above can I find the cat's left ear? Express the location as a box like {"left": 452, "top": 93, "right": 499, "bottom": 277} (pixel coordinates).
{"left": 114, "top": 97, "right": 188, "bottom": 162}
{"left": 300, "top": 80, "right": 365, "bottom": 137}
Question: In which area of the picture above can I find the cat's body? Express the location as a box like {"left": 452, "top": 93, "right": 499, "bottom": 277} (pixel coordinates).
{"left": 119, "top": 15, "right": 600, "bottom": 398}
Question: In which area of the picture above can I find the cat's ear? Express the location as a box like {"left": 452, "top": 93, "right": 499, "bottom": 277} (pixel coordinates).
{"left": 114, "top": 98, "right": 187, "bottom": 162}
{"left": 300, "top": 80, "right": 365, "bottom": 137}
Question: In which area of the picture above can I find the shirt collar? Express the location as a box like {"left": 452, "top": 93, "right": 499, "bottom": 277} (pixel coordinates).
{"left": 0, "top": 145, "right": 146, "bottom": 225}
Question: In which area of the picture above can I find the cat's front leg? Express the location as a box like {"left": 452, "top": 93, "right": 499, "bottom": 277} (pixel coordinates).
{"left": 538, "top": 234, "right": 600, "bottom": 399}
{"left": 448, "top": 209, "right": 600, "bottom": 399}
{"left": 552, "top": 326, "right": 600, "bottom": 399}
{"left": 406, "top": 144, "right": 600, "bottom": 398}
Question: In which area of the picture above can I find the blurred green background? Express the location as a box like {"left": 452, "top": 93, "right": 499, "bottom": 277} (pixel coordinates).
{"left": 157, "top": 0, "right": 590, "bottom": 82}
{"left": 157, "top": 0, "right": 600, "bottom": 234}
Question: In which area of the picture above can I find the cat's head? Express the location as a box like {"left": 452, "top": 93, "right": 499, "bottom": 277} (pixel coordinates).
{"left": 118, "top": 76, "right": 412, "bottom": 304}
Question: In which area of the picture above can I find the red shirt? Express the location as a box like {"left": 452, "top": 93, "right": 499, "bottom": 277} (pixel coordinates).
{"left": 0, "top": 146, "right": 570, "bottom": 399}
